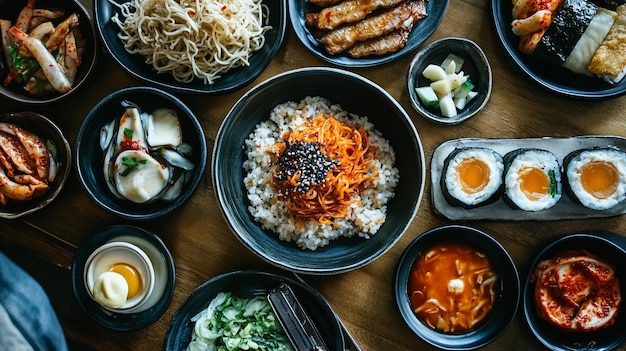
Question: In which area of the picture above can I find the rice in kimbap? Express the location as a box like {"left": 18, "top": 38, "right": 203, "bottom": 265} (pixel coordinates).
{"left": 564, "top": 147, "right": 626, "bottom": 210}
{"left": 503, "top": 148, "right": 562, "bottom": 211}
{"left": 441, "top": 148, "right": 504, "bottom": 208}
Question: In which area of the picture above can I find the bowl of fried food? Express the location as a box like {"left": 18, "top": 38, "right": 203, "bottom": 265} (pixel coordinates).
{"left": 394, "top": 225, "right": 520, "bottom": 350}
{"left": 75, "top": 86, "right": 208, "bottom": 220}
{"left": 213, "top": 67, "right": 425, "bottom": 274}
{"left": 0, "top": 0, "right": 98, "bottom": 104}
{"left": 0, "top": 111, "right": 71, "bottom": 219}
{"left": 523, "top": 231, "right": 626, "bottom": 351}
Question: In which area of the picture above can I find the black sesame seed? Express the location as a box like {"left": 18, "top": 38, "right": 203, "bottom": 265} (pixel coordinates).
{"left": 274, "top": 141, "right": 338, "bottom": 193}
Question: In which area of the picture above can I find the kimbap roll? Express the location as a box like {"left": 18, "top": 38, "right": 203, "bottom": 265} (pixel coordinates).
{"left": 441, "top": 148, "right": 504, "bottom": 208}
{"left": 503, "top": 148, "right": 562, "bottom": 211}
{"left": 564, "top": 147, "right": 626, "bottom": 210}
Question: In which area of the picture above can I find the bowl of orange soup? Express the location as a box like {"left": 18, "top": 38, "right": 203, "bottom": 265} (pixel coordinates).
{"left": 394, "top": 225, "right": 520, "bottom": 350}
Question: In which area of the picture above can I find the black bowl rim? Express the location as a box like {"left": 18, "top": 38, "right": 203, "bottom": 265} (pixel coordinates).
{"left": 212, "top": 66, "right": 426, "bottom": 275}
{"left": 71, "top": 224, "right": 176, "bottom": 331}
{"left": 0, "top": 0, "right": 98, "bottom": 104}
{"left": 0, "top": 111, "right": 72, "bottom": 219}
{"left": 94, "top": 0, "right": 287, "bottom": 95}
{"left": 287, "top": 0, "right": 450, "bottom": 68}
{"left": 163, "top": 270, "right": 345, "bottom": 350}
{"left": 395, "top": 224, "right": 520, "bottom": 350}
{"left": 74, "top": 86, "right": 208, "bottom": 220}
{"left": 407, "top": 36, "right": 493, "bottom": 125}
{"left": 490, "top": 0, "right": 626, "bottom": 99}
{"left": 522, "top": 231, "right": 626, "bottom": 351}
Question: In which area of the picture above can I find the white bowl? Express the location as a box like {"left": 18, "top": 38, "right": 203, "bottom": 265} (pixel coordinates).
{"left": 84, "top": 241, "right": 155, "bottom": 313}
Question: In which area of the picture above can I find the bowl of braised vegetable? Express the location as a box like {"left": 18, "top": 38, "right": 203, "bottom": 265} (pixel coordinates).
{"left": 75, "top": 86, "right": 207, "bottom": 220}
{"left": 0, "top": 111, "right": 71, "bottom": 219}
{"left": 395, "top": 224, "right": 520, "bottom": 350}
{"left": 0, "top": 0, "right": 97, "bottom": 104}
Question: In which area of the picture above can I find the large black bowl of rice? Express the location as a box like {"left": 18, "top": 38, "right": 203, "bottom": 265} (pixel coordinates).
{"left": 212, "top": 67, "right": 425, "bottom": 274}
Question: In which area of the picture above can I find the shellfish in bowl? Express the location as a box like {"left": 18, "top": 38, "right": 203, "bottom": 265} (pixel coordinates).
{"left": 100, "top": 101, "right": 195, "bottom": 204}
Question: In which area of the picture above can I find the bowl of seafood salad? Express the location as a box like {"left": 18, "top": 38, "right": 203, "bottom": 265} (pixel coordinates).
{"left": 0, "top": 0, "right": 98, "bottom": 104}
{"left": 213, "top": 67, "right": 425, "bottom": 274}
{"left": 75, "top": 87, "right": 207, "bottom": 220}
{"left": 164, "top": 270, "right": 344, "bottom": 351}
{"left": 0, "top": 111, "right": 71, "bottom": 219}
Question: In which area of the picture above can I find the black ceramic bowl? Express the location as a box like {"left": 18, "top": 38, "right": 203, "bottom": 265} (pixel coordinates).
{"left": 523, "top": 231, "right": 626, "bottom": 351}
{"left": 94, "top": 0, "right": 286, "bottom": 94}
{"left": 75, "top": 86, "right": 207, "bottom": 220}
{"left": 164, "top": 270, "right": 344, "bottom": 350}
{"left": 395, "top": 225, "right": 520, "bottom": 350}
{"left": 288, "top": 0, "right": 449, "bottom": 67}
{"left": 213, "top": 67, "right": 425, "bottom": 274}
{"left": 407, "top": 37, "right": 492, "bottom": 125}
{"left": 0, "top": 0, "right": 97, "bottom": 104}
{"left": 0, "top": 112, "right": 71, "bottom": 219}
{"left": 491, "top": 0, "right": 626, "bottom": 99}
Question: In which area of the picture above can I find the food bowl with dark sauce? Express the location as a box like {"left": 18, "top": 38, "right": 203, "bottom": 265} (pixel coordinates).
{"left": 523, "top": 231, "right": 626, "bottom": 351}
{"left": 395, "top": 225, "right": 520, "bottom": 350}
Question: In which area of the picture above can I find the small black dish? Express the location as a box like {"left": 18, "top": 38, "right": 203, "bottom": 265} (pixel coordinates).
{"left": 75, "top": 86, "right": 207, "bottom": 220}
{"left": 395, "top": 225, "right": 520, "bottom": 350}
{"left": 94, "top": 0, "right": 286, "bottom": 94}
{"left": 523, "top": 231, "right": 626, "bottom": 351}
{"left": 164, "top": 270, "right": 344, "bottom": 350}
{"left": 71, "top": 225, "right": 175, "bottom": 331}
{"left": 288, "top": 0, "right": 449, "bottom": 67}
{"left": 491, "top": 0, "right": 626, "bottom": 99}
{"left": 407, "top": 37, "right": 492, "bottom": 125}
{"left": 0, "top": 0, "right": 98, "bottom": 104}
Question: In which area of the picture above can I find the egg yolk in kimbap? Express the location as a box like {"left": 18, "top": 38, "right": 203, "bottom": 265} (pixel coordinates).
{"left": 580, "top": 161, "right": 619, "bottom": 199}
{"left": 519, "top": 167, "right": 550, "bottom": 200}
{"left": 109, "top": 263, "right": 142, "bottom": 299}
{"left": 456, "top": 157, "right": 490, "bottom": 194}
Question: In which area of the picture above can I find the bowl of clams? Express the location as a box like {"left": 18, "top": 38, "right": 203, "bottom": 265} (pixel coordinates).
{"left": 0, "top": 111, "right": 71, "bottom": 218}
{"left": 75, "top": 86, "right": 207, "bottom": 220}
{"left": 524, "top": 231, "right": 626, "bottom": 350}
{"left": 0, "top": 0, "right": 98, "bottom": 104}
{"left": 395, "top": 225, "right": 520, "bottom": 350}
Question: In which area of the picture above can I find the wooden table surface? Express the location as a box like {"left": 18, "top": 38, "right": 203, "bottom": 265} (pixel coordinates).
{"left": 2, "top": 0, "right": 626, "bottom": 350}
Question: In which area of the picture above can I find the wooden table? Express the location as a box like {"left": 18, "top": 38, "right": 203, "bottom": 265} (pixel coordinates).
{"left": 2, "top": 0, "right": 626, "bottom": 350}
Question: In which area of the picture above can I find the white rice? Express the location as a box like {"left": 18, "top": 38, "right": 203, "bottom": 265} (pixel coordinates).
{"left": 242, "top": 96, "right": 399, "bottom": 250}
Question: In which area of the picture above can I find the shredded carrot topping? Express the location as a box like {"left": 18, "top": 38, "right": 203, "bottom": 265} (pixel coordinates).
{"left": 271, "top": 114, "right": 379, "bottom": 225}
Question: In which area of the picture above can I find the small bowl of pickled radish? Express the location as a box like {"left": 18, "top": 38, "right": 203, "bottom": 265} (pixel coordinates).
{"left": 407, "top": 37, "right": 492, "bottom": 125}
{"left": 84, "top": 241, "right": 155, "bottom": 313}
{"left": 394, "top": 224, "right": 520, "bottom": 350}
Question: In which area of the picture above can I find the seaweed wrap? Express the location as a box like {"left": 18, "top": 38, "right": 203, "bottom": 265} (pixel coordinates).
{"left": 503, "top": 148, "right": 562, "bottom": 212}
{"left": 533, "top": 0, "right": 599, "bottom": 65}
{"left": 563, "top": 8, "right": 617, "bottom": 74}
{"left": 441, "top": 147, "right": 504, "bottom": 208}
{"left": 564, "top": 147, "right": 626, "bottom": 210}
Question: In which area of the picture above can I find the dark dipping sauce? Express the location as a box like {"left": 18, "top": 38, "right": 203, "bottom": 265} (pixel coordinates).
{"left": 408, "top": 242, "right": 499, "bottom": 333}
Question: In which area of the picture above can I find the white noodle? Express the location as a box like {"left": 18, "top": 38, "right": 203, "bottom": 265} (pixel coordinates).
{"left": 108, "top": 0, "right": 271, "bottom": 84}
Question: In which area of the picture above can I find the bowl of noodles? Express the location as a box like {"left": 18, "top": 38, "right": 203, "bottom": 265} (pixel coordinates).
{"left": 213, "top": 67, "right": 426, "bottom": 274}
{"left": 94, "top": 0, "right": 286, "bottom": 94}
{"left": 394, "top": 225, "right": 520, "bottom": 350}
